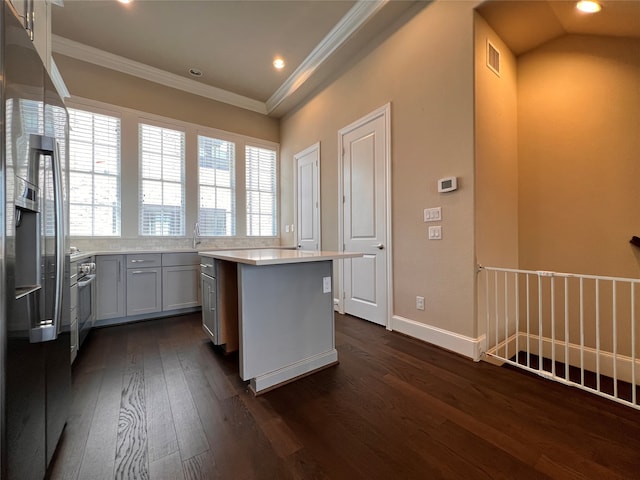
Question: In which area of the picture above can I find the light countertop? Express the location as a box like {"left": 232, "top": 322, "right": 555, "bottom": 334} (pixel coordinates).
{"left": 199, "top": 248, "right": 362, "bottom": 266}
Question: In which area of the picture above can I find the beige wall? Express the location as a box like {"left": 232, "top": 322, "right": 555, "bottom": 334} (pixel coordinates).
{"left": 54, "top": 54, "right": 279, "bottom": 142}
{"left": 474, "top": 13, "right": 519, "bottom": 269}
{"left": 518, "top": 35, "right": 640, "bottom": 278}
{"left": 281, "top": 1, "right": 479, "bottom": 338}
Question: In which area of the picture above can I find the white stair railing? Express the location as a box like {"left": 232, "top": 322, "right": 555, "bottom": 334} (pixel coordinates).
{"left": 478, "top": 266, "right": 639, "bottom": 409}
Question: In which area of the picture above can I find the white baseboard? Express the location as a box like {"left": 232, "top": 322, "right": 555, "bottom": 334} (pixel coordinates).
{"left": 486, "top": 332, "right": 640, "bottom": 384}
{"left": 391, "top": 315, "right": 484, "bottom": 361}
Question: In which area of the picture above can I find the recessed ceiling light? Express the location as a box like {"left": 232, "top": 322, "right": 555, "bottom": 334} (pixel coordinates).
{"left": 273, "top": 58, "right": 285, "bottom": 70}
{"left": 576, "top": 1, "right": 602, "bottom": 13}
{"left": 188, "top": 68, "right": 203, "bottom": 77}
{"left": 118, "top": 0, "right": 132, "bottom": 4}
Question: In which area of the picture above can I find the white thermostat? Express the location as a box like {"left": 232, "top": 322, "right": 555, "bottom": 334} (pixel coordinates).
{"left": 438, "top": 176, "right": 458, "bottom": 193}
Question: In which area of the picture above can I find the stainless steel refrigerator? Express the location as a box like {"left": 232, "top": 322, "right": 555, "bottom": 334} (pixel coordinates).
{"left": 1, "top": 1, "right": 71, "bottom": 478}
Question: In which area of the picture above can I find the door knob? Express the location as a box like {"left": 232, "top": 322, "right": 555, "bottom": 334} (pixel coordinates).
{"left": 374, "top": 243, "right": 384, "bottom": 250}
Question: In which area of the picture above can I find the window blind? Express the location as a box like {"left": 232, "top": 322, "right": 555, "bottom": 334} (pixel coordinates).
{"left": 139, "top": 123, "right": 185, "bottom": 236}
{"left": 198, "top": 135, "right": 235, "bottom": 236}
{"left": 245, "top": 145, "right": 277, "bottom": 236}
{"left": 68, "top": 108, "right": 121, "bottom": 236}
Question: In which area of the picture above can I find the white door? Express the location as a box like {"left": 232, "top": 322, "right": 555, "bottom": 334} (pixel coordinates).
{"left": 296, "top": 143, "right": 321, "bottom": 251}
{"left": 341, "top": 106, "right": 390, "bottom": 326}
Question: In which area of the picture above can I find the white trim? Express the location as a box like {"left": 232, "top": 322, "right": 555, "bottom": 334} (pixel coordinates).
{"left": 337, "top": 103, "right": 393, "bottom": 327}
{"left": 50, "top": 57, "right": 70, "bottom": 99}
{"left": 392, "top": 315, "right": 484, "bottom": 361}
{"left": 486, "top": 332, "right": 640, "bottom": 384}
{"left": 266, "top": 0, "right": 388, "bottom": 114}
{"left": 293, "top": 142, "right": 322, "bottom": 251}
{"left": 52, "top": 35, "right": 268, "bottom": 115}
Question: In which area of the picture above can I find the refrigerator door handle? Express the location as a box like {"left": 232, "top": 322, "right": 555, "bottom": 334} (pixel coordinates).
{"left": 52, "top": 140, "right": 65, "bottom": 336}
{"left": 30, "top": 138, "right": 64, "bottom": 342}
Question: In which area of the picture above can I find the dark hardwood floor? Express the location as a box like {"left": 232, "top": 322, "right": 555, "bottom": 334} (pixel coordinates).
{"left": 48, "top": 312, "right": 640, "bottom": 480}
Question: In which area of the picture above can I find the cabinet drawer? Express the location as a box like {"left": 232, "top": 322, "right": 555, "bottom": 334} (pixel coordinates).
{"left": 162, "top": 252, "right": 200, "bottom": 267}
{"left": 200, "top": 256, "right": 215, "bottom": 277}
{"left": 126, "top": 253, "right": 161, "bottom": 269}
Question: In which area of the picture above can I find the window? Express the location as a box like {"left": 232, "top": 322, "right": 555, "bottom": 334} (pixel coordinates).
{"left": 198, "top": 136, "right": 235, "bottom": 236}
{"left": 246, "top": 145, "right": 277, "bottom": 236}
{"left": 139, "top": 123, "right": 185, "bottom": 236}
{"left": 68, "top": 108, "right": 121, "bottom": 236}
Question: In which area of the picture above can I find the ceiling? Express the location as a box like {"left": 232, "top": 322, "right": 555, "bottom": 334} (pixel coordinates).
{"left": 51, "top": 0, "right": 425, "bottom": 117}
{"left": 51, "top": 1, "right": 639, "bottom": 118}
{"left": 477, "top": 0, "right": 640, "bottom": 56}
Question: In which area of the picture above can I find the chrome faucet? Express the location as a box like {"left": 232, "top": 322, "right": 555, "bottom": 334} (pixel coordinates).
{"left": 192, "top": 222, "right": 201, "bottom": 249}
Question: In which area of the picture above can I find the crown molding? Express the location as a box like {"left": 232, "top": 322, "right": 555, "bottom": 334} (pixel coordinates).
{"left": 52, "top": 0, "right": 388, "bottom": 117}
{"left": 52, "top": 35, "right": 268, "bottom": 115}
{"left": 265, "top": 0, "right": 388, "bottom": 114}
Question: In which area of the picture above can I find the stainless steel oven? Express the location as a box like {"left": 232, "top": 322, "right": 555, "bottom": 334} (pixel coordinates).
{"left": 77, "top": 262, "right": 95, "bottom": 347}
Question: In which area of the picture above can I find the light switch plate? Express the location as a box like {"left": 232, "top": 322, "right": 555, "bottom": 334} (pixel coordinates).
{"left": 323, "top": 276, "right": 332, "bottom": 293}
{"left": 428, "top": 225, "right": 442, "bottom": 240}
{"left": 423, "top": 207, "right": 442, "bottom": 222}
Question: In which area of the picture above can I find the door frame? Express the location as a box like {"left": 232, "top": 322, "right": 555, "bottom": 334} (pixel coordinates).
{"left": 337, "top": 103, "right": 393, "bottom": 329}
{"left": 294, "top": 142, "right": 321, "bottom": 250}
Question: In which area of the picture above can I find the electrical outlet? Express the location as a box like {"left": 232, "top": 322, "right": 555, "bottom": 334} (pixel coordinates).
{"left": 285, "top": 225, "right": 290, "bottom": 233}
{"left": 416, "top": 296, "right": 425, "bottom": 310}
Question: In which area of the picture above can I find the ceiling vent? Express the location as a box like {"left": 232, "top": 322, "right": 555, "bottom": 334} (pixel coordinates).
{"left": 486, "top": 40, "right": 501, "bottom": 77}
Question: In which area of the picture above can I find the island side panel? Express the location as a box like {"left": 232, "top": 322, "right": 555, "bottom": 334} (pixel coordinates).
{"left": 238, "top": 260, "right": 335, "bottom": 382}
{"left": 217, "top": 259, "right": 239, "bottom": 353}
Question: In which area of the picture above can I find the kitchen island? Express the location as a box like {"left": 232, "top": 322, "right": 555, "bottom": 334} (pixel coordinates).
{"left": 199, "top": 249, "right": 361, "bottom": 394}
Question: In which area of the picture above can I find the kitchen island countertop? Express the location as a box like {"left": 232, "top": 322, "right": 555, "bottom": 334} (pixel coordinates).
{"left": 199, "top": 248, "right": 361, "bottom": 266}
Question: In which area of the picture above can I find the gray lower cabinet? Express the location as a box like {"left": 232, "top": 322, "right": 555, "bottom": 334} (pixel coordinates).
{"left": 162, "top": 265, "right": 200, "bottom": 310}
{"left": 126, "top": 254, "right": 162, "bottom": 316}
{"left": 96, "top": 252, "right": 200, "bottom": 324}
{"left": 126, "top": 267, "right": 162, "bottom": 316}
{"left": 162, "top": 252, "right": 201, "bottom": 311}
{"left": 96, "top": 255, "right": 126, "bottom": 320}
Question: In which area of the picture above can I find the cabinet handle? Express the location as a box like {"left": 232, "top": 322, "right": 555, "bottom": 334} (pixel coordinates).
{"left": 131, "top": 270, "right": 147, "bottom": 275}
{"left": 130, "top": 259, "right": 151, "bottom": 263}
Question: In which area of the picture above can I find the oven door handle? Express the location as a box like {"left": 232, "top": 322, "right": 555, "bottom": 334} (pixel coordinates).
{"left": 77, "top": 274, "right": 96, "bottom": 288}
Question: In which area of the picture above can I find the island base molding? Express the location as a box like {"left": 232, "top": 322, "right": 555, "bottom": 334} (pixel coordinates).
{"left": 249, "top": 350, "right": 339, "bottom": 395}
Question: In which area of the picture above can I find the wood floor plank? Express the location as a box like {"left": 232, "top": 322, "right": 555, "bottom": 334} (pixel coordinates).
{"left": 47, "top": 368, "right": 105, "bottom": 480}
{"left": 114, "top": 353, "right": 149, "bottom": 480}
{"left": 149, "top": 451, "right": 186, "bottom": 480}
{"left": 145, "top": 371, "right": 180, "bottom": 463}
{"left": 158, "top": 341, "right": 209, "bottom": 461}
{"left": 182, "top": 451, "right": 220, "bottom": 480}
{"left": 76, "top": 356, "right": 126, "bottom": 478}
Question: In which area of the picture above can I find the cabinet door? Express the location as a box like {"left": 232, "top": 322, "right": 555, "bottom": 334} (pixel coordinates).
{"left": 127, "top": 267, "right": 162, "bottom": 316}
{"left": 162, "top": 265, "right": 200, "bottom": 311}
{"left": 201, "top": 274, "right": 216, "bottom": 342}
{"left": 96, "top": 255, "right": 126, "bottom": 320}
